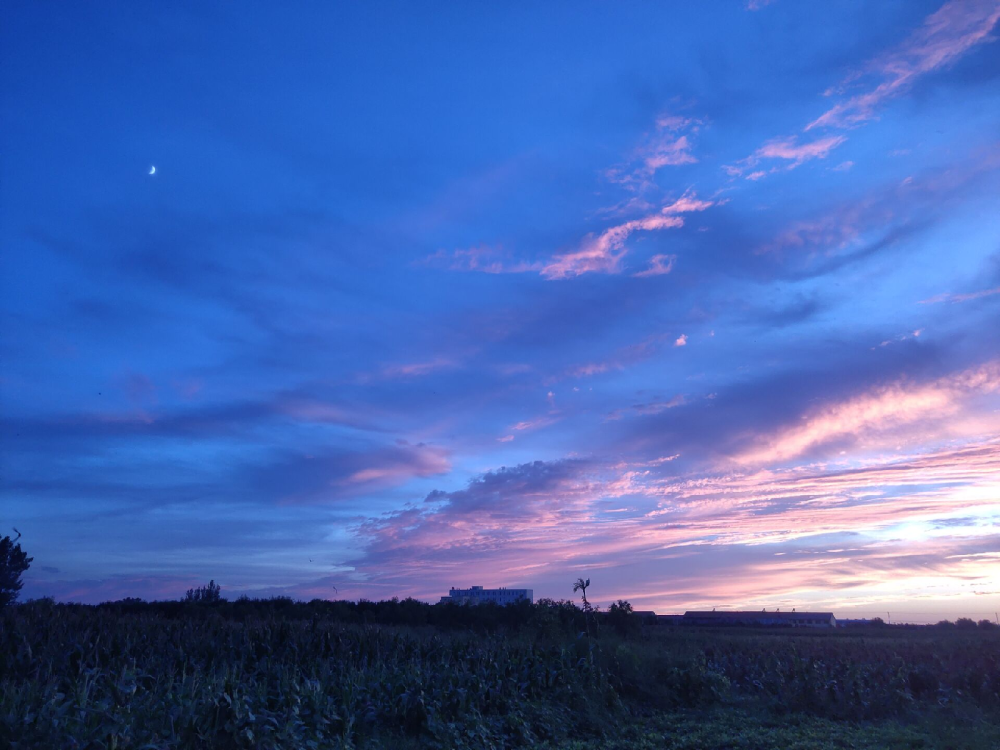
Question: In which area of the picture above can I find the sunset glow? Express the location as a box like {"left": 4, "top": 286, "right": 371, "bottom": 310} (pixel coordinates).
{"left": 3, "top": 0, "right": 1000, "bottom": 624}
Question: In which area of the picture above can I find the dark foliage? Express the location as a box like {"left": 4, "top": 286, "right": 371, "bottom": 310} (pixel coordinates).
{"left": 184, "top": 579, "right": 223, "bottom": 603}
{"left": 607, "top": 600, "right": 639, "bottom": 638}
{"left": 0, "top": 530, "right": 32, "bottom": 610}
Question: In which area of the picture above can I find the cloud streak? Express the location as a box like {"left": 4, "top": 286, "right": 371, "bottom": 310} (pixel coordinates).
{"left": 735, "top": 362, "right": 1000, "bottom": 466}
{"left": 920, "top": 286, "right": 1000, "bottom": 304}
{"left": 728, "top": 135, "right": 846, "bottom": 178}
{"left": 542, "top": 193, "right": 713, "bottom": 279}
{"left": 808, "top": 0, "right": 1000, "bottom": 130}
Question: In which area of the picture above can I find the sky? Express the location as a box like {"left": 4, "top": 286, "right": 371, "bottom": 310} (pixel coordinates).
{"left": 3, "top": 1, "right": 1000, "bottom": 623}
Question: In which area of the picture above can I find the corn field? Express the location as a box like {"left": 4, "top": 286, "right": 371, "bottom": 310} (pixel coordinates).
{"left": 1, "top": 604, "right": 617, "bottom": 749}
{"left": 2, "top": 601, "right": 999, "bottom": 749}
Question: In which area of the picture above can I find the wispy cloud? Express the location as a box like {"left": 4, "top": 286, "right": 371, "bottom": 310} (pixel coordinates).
{"left": 606, "top": 113, "right": 703, "bottom": 192}
{"left": 510, "top": 414, "right": 560, "bottom": 432}
{"left": 730, "top": 1, "right": 999, "bottom": 187}
{"left": 377, "top": 358, "right": 462, "bottom": 380}
{"left": 755, "top": 149, "right": 1000, "bottom": 263}
{"left": 633, "top": 254, "right": 677, "bottom": 278}
{"left": 418, "top": 189, "right": 712, "bottom": 281}
{"left": 606, "top": 394, "right": 686, "bottom": 421}
{"left": 873, "top": 329, "right": 923, "bottom": 349}
{"left": 561, "top": 334, "right": 669, "bottom": 381}
{"left": 920, "top": 286, "right": 1000, "bottom": 304}
{"left": 264, "top": 441, "right": 453, "bottom": 503}
{"left": 541, "top": 214, "right": 684, "bottom": 279}
{"left": 735, "top": 362, "right": 1000, "bottom": 466}
{"left": 727, "top": 135, "right": 846, "bottom": 178}
{"left": 419, "top": 245, "right": 542, "bottom": 274}
{"left": 542, "top": 192, "right": 713, "bottom": 279}
{"left": 808, "top": 0, "right": 1000, "bottom": 130}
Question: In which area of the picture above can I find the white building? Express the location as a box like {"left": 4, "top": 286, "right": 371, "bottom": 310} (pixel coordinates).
{"left": 439, "top": 586, "right": 533, "bottom": 606}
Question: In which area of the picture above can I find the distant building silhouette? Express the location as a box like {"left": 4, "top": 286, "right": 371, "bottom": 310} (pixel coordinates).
{"left": 680, "top": 610, "right": 837, "bottom": 627}
{"left": 439, "top": 585, "right": 533, "bottom": 606}
{"left": 631, "top": 610, "right": 659, "bottom": 624}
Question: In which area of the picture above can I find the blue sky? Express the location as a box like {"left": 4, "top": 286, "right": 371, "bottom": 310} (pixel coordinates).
{"left": 3, "top": 1, "right": 1000, "bottom": 621}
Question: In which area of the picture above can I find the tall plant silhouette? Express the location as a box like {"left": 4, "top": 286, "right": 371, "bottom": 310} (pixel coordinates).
{"left": 573, "top": 577, "right": 593, "bottom": 635}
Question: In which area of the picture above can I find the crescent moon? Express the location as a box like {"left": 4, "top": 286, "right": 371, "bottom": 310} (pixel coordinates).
{"left": 149, "top": 166, "right": 156, "bottom": 175}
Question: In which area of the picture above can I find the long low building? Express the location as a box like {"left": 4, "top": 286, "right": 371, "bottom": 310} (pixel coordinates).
{"left": 681, "top": 610, "right": 837, "bottom": 627}
{"left": 439, "top": 586, "right": 533, "bottom": 606}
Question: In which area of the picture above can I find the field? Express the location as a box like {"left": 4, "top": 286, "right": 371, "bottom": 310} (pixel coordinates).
{"left": 2, "top": 598, "right": 999, "bottom": 749}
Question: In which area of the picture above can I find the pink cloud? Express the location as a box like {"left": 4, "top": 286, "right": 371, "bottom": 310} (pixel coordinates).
{"left": 606, "top": 113, "right": 703, "bottom": 190}
{"left": 808, "top": 0, "right": 1000, "bottom": 130}
{"left": 342, "top": 440, "right": 1000, "bottom": 613}
{"left": 661, "top": 193, "right": 714, "bottom": 214}
{"left": 649, "top": 454, "right": 680, "bottom": 464}
{"left": 644, "top": 135, "right": 697, "bottom": 171}
{"left": 542, "top": 192, "right": 712, "bottom": 279}
{"left": 726, "top": 135, "right": 846, "bottom": 179}
{"left": 920, "top": 286, "right": 1000, "bottom": 304}
{"left": 424, "top": 191, "right": 713, "bottom": 282}
{"left": 674, "top": 334, "right": 687, "bottom": 347}
{"left": 511, "top": 414, "right": 560, "bottom": 432}
{"left": 755, "top": 135, "right": 847, "bottom": 167}
{"left": 634, "top": 253, "right": 677, "bottom": 277}
{"left": 541, "top": 214, "right": 684, "bottom": 279}
{"left": 341, "top": 442, "right": 451, "bottom": 487}
{"left": 736, "top": 362, "right": 1000, "bottom": 466}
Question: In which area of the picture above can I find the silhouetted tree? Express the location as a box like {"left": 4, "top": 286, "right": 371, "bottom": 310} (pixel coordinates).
{"left": 184, "top": 579, "right": 223, "bottom": 603}
{"left": 0, "top": 529, "right": 32, "bottom": 609}
{"left": 608, "top": 599, "right": 638, "bottom": 637}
